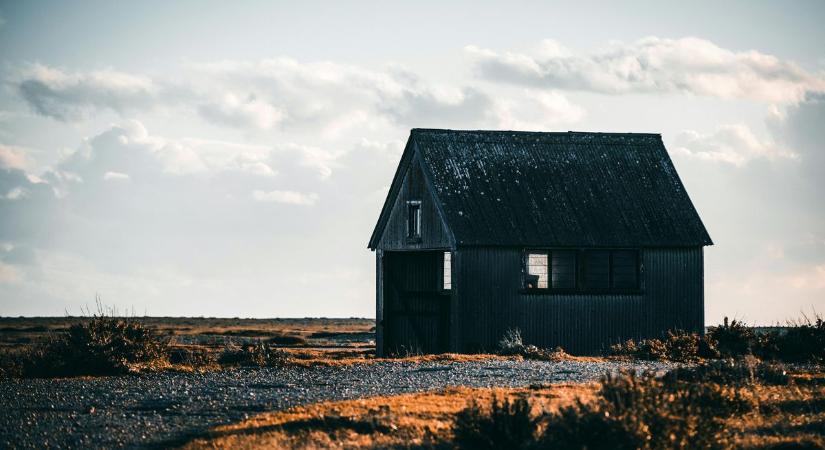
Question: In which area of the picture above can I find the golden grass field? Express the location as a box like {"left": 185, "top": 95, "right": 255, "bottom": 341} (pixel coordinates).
{"left": 182, "top": 374, "right": 825, "bottom": 449}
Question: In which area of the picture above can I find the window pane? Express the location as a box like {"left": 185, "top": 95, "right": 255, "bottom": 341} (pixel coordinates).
{"left": 443, "top": 251, "right": 452, "bottom": 290}
{"left": 526, "top": 252, "right": 548, "bottom": 289}
{"left": 612, "top": 250, "right": 638, "bottom": 289}
{"left": 584, "top": 251, "right": 610, "bottom": 289}
{"left": 551, "top": 251, "right": 576, "bottom": 289}
{"left": 407, "top": 202, "right": 421, "bottom": 237}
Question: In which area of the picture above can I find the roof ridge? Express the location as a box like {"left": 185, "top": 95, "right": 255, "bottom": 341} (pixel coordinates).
{"left": 411, "top": 128, "right": 661, "bottom": 137}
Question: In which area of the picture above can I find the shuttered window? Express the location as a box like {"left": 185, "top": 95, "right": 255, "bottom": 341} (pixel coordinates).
{"left": 525, "top": 250, "right": 577, "bottom": 290}
{"left": 525, "top": 249, "right": 640, "bottom": 292}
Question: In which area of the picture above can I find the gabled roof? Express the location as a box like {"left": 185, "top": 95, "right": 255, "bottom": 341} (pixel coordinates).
{"left": 369, "top": 129, "right": 712, "bottom": 249}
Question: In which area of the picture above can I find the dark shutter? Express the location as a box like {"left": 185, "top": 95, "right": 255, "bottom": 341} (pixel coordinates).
{"left": 611, "top": 250, "right": 638, "bottom": 289}
{"left": 584, "top": 250, "right": 610, "bottom": 289}
{"left": 551, "top": 251, "right": 576, "bottom": 289}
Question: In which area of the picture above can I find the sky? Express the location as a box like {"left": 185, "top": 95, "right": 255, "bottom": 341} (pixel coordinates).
{"left": 0, "top": 1, "right": 823, "bottom": 324}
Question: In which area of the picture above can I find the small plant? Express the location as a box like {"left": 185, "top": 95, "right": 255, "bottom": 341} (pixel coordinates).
{"left": 218, "top": 341, "right": 286, "bottom": 367}
{"left": 707, "top": 317, "right": 754, "bottom": 358}
{"left": 453, "top": 395, "right": 536, "bottom": 450}
{"left": 168, "top": 346, "right": 214, "bottom": 366}
{"left": 498, "top": 328, "right": 524, "bottom": 355}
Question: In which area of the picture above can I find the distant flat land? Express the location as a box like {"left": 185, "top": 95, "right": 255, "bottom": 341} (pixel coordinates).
{"left": 0, "top": 316, "right": 376, "bottom": 351}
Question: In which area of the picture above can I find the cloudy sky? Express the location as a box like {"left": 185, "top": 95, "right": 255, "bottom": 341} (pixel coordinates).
{"left": 0, "top": 1, "right": 823, "bottom": 323}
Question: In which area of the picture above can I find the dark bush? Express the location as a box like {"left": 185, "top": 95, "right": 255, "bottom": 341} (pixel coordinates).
{"left": 1, "top": 314, "right": 166, "bottom": 378}
{"left": 610, "top": 331, "right": 711, "bottom": 362}
{"left": 663, "top": 357, "right": 790, "bottom": 386}
{"left": 539, "top": 370, "right": 751, "bottom": 449}
{"left": 540, "top": 401, "right": 642, "bottom": 450}
{"left": 168, "top": 347, "right": 214, "bottom": 366}
{"left": 707, "top": 317, "right": 754, "bottom": 357}
{"left": 773, "top": 317, "right": 825, "bottom": 363}
{"left": 218, "top": 341, "right": 286, "bottom": 367}
{"left": 266, "top": 334, "right": 308, "bottom": 346}
{"left": 453, "top": 396, "right": 535, "bottom": 450}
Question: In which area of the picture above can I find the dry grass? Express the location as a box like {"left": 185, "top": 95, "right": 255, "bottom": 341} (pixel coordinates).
{"left": 0, "top": 317, "right": 375, "bottom": 349}
{"left": 181, "top": 370, "right": 825, "bottom": 450}
{"left": 182, "top": 384, "right": 596, "bottom": 450}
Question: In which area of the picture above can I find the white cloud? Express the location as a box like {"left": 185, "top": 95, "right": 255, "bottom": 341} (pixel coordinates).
{"left": 467, "top": 37, "right": 825, "bottom": 104}
{"left": 1, "top": 187, "right": 28, "bottom": 200}
{"left": 490, "top": 90, "right": 585, "bottom": 130}
{"left": 0, "top": 261, "right": 21, "bottom": 284}
{"left": 9, "top": 59, "right": 585, "bottom": 133}
{"left": 672, "top": 124, "right": 796, "bottom": 166}
{"left": 103, "top": 171, "right": 130, "bottom": 181}
{"left": 197, "top": 93, "right": 286, "bottom": 130}
{"left": 252, "top": 189, "right": 319, "bottom": 205}
{"left": 14, "top": 64, "right": 160, "bottom": 120}
{"left": 0, "top": 145, "right": 32, "bottom": 171}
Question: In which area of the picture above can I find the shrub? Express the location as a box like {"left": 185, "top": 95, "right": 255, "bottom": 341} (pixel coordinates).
{"left": 1, "top": 314, "right": 166, "bottom": 378}
{"left": 540, "top": 401, "right": 643, "bottom": 450}
{"left": 774, "top": 316, "right": 825, "bottom": 363}
{"left": 498, "top": 328, "right": 524, "bottom": 355}
{"left": 218, "top": 341, "right": 286, "bottom": 367}
{"left": 707, "top": 317, "right": 754, "bottom": 358}
{"left": 168, "top": 347, "right": 214, "bottom": 366}
{"left": 663, "top": 357, "right": 790, "bottom": 387}
{"left": 453, "top": 396, "right": 535, "bottom": 450}
{"left": 539, "top": 370, "right": 752, "bottom": 450}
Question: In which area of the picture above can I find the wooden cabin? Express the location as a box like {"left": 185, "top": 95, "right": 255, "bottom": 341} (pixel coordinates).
{"left": 368, "top": 129, "right": 712, "bottom": 356}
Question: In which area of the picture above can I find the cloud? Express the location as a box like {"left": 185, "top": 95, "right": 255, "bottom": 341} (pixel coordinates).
{"left": 197, "top": 93, "right": 286, "bottom": 130}
{"left": 490, "top": 90, "right": 586, "bottom": 130}
{"left": 0, "top": 261, "right": 21, "bottom": 284}
{"left": 672, "top": 124, "right": 796, "bottom": 166}
{"left": 1, "top": 186, "right": 28, "bottom": 200}
{"left": 467, "top": 37, "right": 825, "bottom": 103}
{"left": 9, "top": 59, "right": 585, "bottom": 132}
{"left": 103, "top": 171, "right": 130, "bottom": 181}
{"left": 0, "top": 145, "right": 30, "bottom": 170}
{"left": 252, "top": 189, "right": 319, "bottom": 205}
{"left": 14, "top": 64, "right": 160, "bottom": 120}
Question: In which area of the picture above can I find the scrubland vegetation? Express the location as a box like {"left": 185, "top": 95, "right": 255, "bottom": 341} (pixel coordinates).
{"left": 1, "top": 311, "right": 823, "bottom": 448}
{"left": 608, "top": 316, "right": 825, "bottom": 364}
{"left": 183, "top": 359, "right": 824, "bottom": 449}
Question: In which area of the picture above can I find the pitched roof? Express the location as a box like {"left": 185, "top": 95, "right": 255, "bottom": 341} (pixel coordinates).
{"left": 369, "top": 129, "right": 712, "bottom": 248}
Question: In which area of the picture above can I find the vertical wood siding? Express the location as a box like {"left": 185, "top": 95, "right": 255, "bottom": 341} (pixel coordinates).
{"left": 377, "top": 155, "right": 452, "bottom": 250}
{"left": 454, "top": 246, "right": 704, "bottom": 354}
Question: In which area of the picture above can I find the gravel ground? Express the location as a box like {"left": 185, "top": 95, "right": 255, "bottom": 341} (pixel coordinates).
{"left": 0, "top": 359, "right": 673, "bottom": 449}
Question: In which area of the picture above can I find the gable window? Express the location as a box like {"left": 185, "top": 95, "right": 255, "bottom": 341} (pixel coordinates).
{"left": 525, "top": 249, "right": 640, "bottom": 292}
{"left": 407, "top": 200, "right": 421, "bottom": 238}
{"left": 443, "top": 251, "right": 452, "bottom": 290}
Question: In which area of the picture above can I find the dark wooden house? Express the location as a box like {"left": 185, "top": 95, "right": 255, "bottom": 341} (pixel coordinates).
{"left": 368, "top": 129, "right": 712, "bottom": 356}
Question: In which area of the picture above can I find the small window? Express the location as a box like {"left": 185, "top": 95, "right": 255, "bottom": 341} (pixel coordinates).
{"left": 443, "top": 251, "right": 452, "bottom": 290}
{"left": 407, "top": 201, "right": 421, "bottom": 238}
{"left": 525, "top": 252, "right": 548, "bottom": 289}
